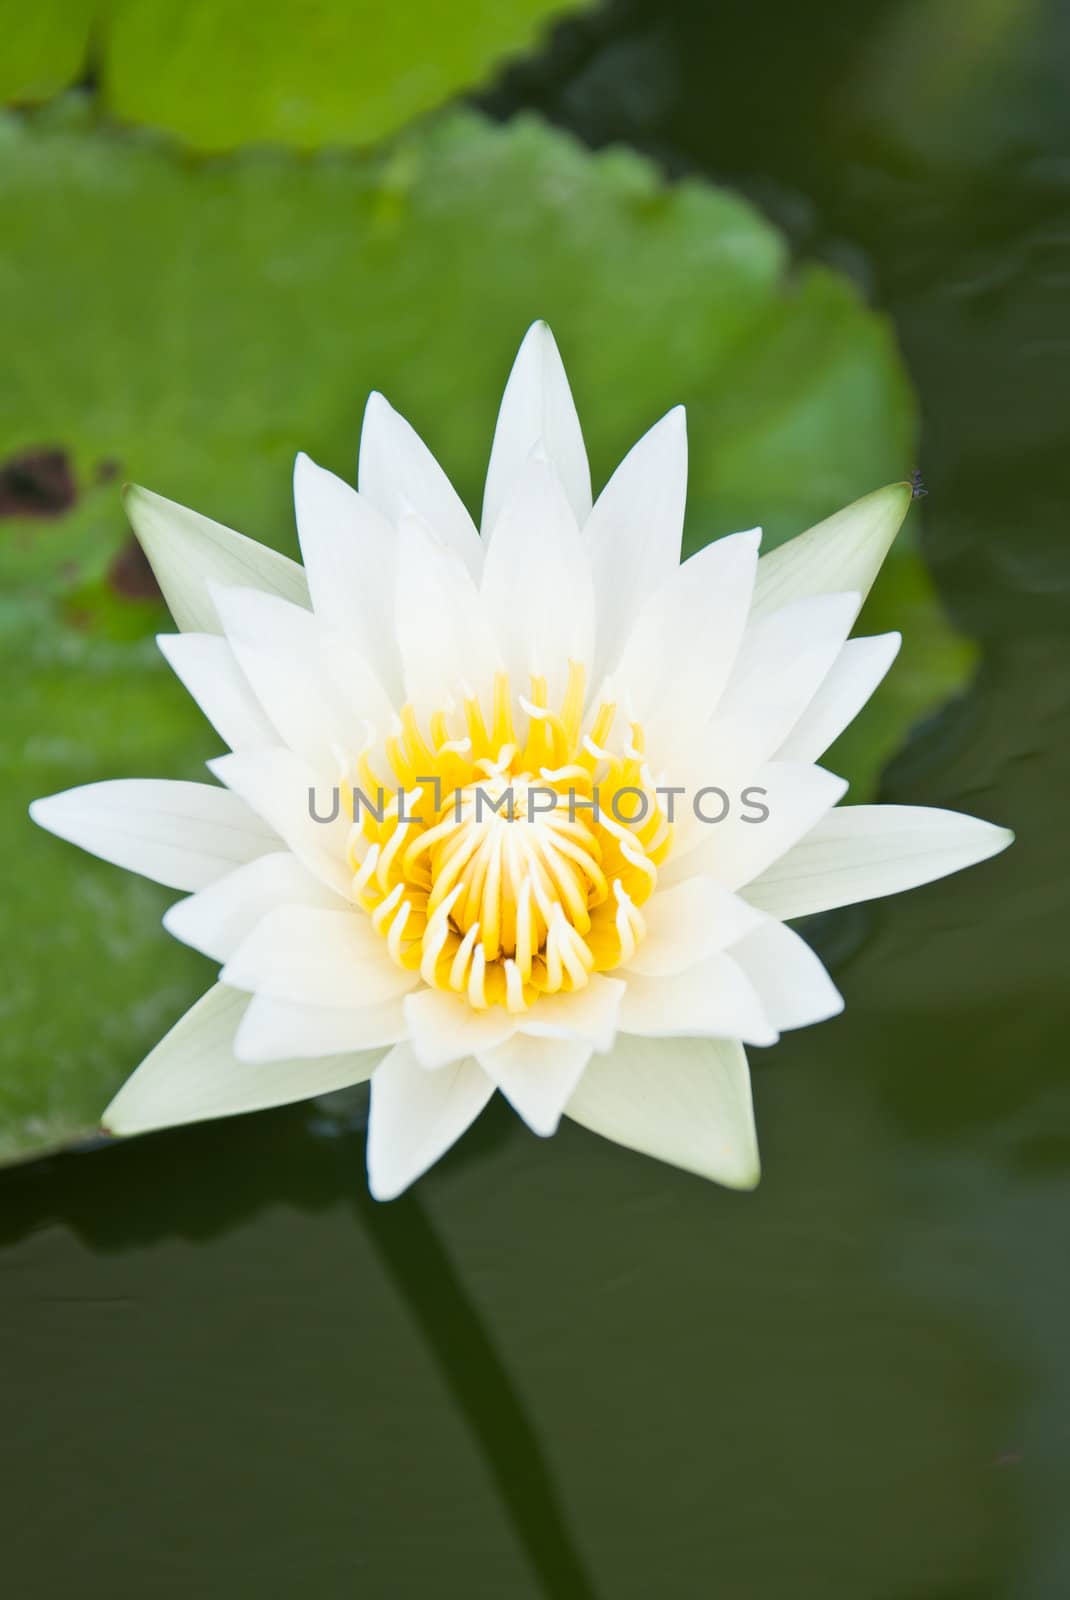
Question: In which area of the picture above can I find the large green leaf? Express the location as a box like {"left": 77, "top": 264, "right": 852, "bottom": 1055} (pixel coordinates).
{"left": 0, "top": 0, "right": 94, "bottom": 106}
{"left": 0, "top": 104, "right": 970, "bottom": 1163}
{"left": 0, "top": 0, "right": 590, "bottom": 148}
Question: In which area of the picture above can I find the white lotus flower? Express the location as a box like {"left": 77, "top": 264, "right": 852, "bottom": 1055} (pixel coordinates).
{"left": 30, "top": 323, "right": 1011, "bottom": 1199}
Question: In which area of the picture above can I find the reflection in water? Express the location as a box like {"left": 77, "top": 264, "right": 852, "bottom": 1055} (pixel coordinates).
{"left": 355, "top": 1185, "right": 599, "bottom": 1600}
{"left": 1, "top": 1099, "right": 596, "bottom": 1599}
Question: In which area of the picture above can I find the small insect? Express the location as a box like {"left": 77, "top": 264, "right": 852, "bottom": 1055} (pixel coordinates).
{"left": 911, "top": 467, "right": 928, "bottom": 500}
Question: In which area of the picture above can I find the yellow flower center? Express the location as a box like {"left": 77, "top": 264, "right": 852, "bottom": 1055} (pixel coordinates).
{"left": 347, "top": 663, "right": 672, "bottom": 1011}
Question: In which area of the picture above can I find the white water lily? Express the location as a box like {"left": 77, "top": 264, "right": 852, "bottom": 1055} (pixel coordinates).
{"left": 30, "top": 323, "right": 1011, "bottom": 1199}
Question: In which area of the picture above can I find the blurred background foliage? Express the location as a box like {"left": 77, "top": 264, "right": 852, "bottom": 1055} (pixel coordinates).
{"left": 0, "top": 0, "right": 594, "bottom": 147}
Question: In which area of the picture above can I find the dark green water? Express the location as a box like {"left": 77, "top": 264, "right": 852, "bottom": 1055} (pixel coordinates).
{"left": 4, "top": 2, "right": 1069, "bottom": 1595}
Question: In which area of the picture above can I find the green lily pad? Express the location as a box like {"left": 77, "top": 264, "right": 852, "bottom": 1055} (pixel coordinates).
{"left": 0, "top": 0, "right": 94, "bottom": 106}
{"left": 0, "top": 0, "right": 590, "bottom": 149}
{"left": 0, "top": 104, "right": 970, "bottom": 1164}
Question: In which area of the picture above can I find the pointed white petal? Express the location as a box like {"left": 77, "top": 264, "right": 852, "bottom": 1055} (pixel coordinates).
{"left": 482, "top": 322, "right": 591, "bottom": 536}
{"left": 611, "top": 528, "right": 760, "bottom": 737}
{"left": 751, "top": 483, "right": 912, "bottom": 620}
{"left": 102, "top": 984, "right": 381, "bottom": 1136}
{"left": 367, "top": 1044, "right": 494, "bottom": 1200}
{"left": 157, "top": 633, "right": 277, "bottom": 752}
{"left": 480, "top": 456, "right": 595, "bottom": 698}
{"left": 585, "top": 408, "right": 687, "bottom": 681}
{"left": 478, "top": 1033, "right": 592, "bottom": 1137}
{"left": 404, "top": 988, "right": 517, "bottom": 1071}
{"left": 777, "top": 633, "right": 901, "bottom": 763}
{"left": 125, "top": 484, "right": 308, "bottom": 634}
{"left": 293, "top": 453, "right": 402, "bottom": 697}
{"left": 208, "top": 749, "right": 353, "bottom": 899}
{"left": 222, "top": 906, "right": 418, "bottom": 1007}
{"left": 729, "top": 919, "right": 843, "bottom": 1030}
{"left": 708, "top": 592, "right": 861, "bottom": 777}
{"left": 318, "top": 628, "right": 402, "bottom": 733}
{"left": 358, "top": 391, "right": 482, "bottom": 576}
{"left": 517, "top": 974, "right": 625, "bottom": 1052}
{"left": 396, "top": 512, "right": 501, "bottom": 715}
{"left": 627, "top": 877, "right": 766, "bottom": 976}
{"left": 566, "top": 1032, "right": 760, "bottom": 1190}
{"left": 619, "top": 953, "right": 778, "bottom": 1045}
{"left": 743, "top": 804, "right": 1014, "bottom": 921}
{"left": 666, "top": 763, "right": 849, "bottom": 892}
{"left": 29, "top": 779, "right": 277, "bottom": 892}
{"left": 234, "top": 992, "right": 408, "bottom": 1062}
{"left": 211, "top": 582, "right": 389, "bottom": 772}
{"left": 163, "top": 851, "right": 347, "bottom": 962}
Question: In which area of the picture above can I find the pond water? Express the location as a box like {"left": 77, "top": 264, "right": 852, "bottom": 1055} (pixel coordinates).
{"left": 4, "top": 1, "right": 1069, "bottom": 1595}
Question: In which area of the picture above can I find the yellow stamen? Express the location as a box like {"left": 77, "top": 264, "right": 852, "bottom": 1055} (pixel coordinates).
{"left": 351, "top": 666, "right": 671, "bottom": 1010}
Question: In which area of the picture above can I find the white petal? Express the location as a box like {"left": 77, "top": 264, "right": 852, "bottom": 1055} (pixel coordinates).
{"left": 707, "top": 592, "right": 861, "bottom": 777}
{"left": 235, "top": 992, "right": 408, "bottom": 1062}
{"left": 743, "top": 804, "right": 1014, "bottom": 921}
{"left": 478, "top": 1033, "right": 592, "bottom": 1137}
{"left": 358, "top": 392, "right": 483, "bottom": 576}
{"left": 211, "top": 582, "right": 387, "bottom": 773}
{"left": 404, "top": 988, "right": 517, "bottom": 1071}
{"left": 318, "top": 629, "right": 402, "bottom": 734}
{"left": 481, "top": 322, "right": 591, "bottom": 536}
{"left": 157, "top": 633, "right": 277, "bottom": 752}
{"left": 777, "top": 633, "right": 901, "bottom": 763}
{"left": 585, "top": 408, "right": 687, "bottom": 682}
{"left": 729, "top": 919, "right": 843, "bottom": 1031}
{"left": 517, "top": 974, "right": 625, "bottom": 1052}
{"left": 396, "top": 513, "right": 501, "bottom": 715}
{"left": 667, "top": 763, "right": 849, "bottom": 892}
{"left": 29, "top": 779, "right": 277, "bottom": 892}
{"left": 293, "top": 453, "right": 402, "bottom": 697}
{"left": 102, "top": 984, "right": 381, "bottom": 1136}
{"left": 367, "top": 1043, "right": 494, "bottom": 1201}
{"left": 619, "top": 953, "right": 777, "bottom": 1045}
{"left": 163, "top": 851, "right": 347, "bottom": 962}
{"left": 610, "top": 528, "right": 760, "bottom": 737}
{"left": 208, "top": 749, "right": 353, "bottom": 898}
{"left": 627, "top": 877, "right": 766, "bottom": 976}
{"left": 480, "top": 456, "right": 595, "bottom": 699}
{"left": 751, "top": 483, "right": 912, "bottom": 620}
{"left": 125, "top": 484, "right": 308, "bottom": 634}
{"left": 222, "top": 906, "right": 418, "bottom": 1008}
{"left": 566, "top": 1033, "right": 759, "bottom": 1190}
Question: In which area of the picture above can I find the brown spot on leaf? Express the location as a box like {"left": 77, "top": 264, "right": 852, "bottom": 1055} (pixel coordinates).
{"left": 107, "top": 534, "right": 162, "bottom": 602}
{"left": 62, "top": 600, "right": 93, "bottom": 631}
{"left": 0, "top": 447, "right": 78, "bottom": 518}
